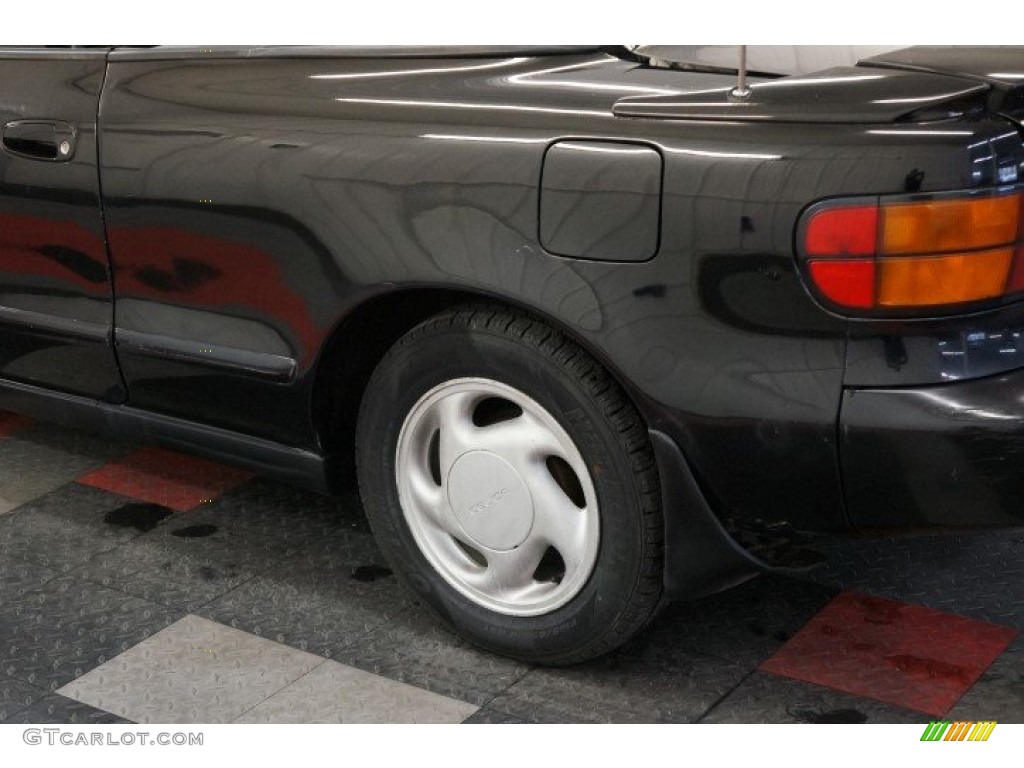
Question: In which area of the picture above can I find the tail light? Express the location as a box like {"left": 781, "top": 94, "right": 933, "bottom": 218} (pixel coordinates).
{"left": 799, "top": 190, "right": 1024, "bottom": 314}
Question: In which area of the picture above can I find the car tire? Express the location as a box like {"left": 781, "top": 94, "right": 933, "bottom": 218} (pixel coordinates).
{"left": 355, "top": 303, "right": 663, "bottom": 664}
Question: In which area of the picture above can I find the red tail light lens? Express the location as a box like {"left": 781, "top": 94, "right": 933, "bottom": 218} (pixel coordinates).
{"left": 801, "top": 191, "right": 1024, "bottom": 313}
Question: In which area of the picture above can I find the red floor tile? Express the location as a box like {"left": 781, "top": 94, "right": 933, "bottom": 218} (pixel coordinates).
{"left": 77, "top": 446, "right": 253, "bottom": 512}
{"left": 0, "top": 410, "right": 32, "bottom": 437}
{"left": 760, "top": 591, "right": 1017, "bottom": 716}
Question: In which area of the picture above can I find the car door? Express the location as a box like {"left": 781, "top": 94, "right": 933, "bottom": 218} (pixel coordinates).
{"left": 0, "top": 47, "right": 123, "bottom": 400}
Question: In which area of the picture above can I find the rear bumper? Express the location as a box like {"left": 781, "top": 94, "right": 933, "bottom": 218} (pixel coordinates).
{"left": 842, "top": 368, "right": 1024, "bottom": 529}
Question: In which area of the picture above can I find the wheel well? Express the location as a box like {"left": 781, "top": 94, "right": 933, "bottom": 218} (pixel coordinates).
{"left": 312, "top": 288, "right": 485, "bottom": 482}
{"left": 311, "top": 287, "right": 650, "bottom": 486}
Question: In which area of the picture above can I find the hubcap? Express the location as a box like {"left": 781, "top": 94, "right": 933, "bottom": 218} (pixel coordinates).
{"left": 395, "top": 377, "right": 600, "bottom": 617}
{"left": 447, "top": 451, "right": 534, "bottom": 551}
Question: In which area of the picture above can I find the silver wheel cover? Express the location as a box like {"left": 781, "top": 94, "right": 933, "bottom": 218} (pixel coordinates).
{"left": 395, "top": 377, "right": 600, "bottom": 616}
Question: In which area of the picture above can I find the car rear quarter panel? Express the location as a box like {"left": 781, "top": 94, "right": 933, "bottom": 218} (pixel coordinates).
{"left": 97, "top": 50, "right": 1021, "bottom": 531}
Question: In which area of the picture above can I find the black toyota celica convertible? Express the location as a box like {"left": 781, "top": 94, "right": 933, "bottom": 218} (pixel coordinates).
{"left": 1, "top": 44, "right": 1022, "bottom": 663}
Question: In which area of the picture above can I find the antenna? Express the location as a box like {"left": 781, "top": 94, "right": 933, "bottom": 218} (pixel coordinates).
{"left": 730, "top": 45, "right": 752, "bottom": 100}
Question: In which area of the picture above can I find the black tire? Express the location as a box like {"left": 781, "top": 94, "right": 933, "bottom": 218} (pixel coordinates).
{"left": 355, "top": 303, "right": 663, "bottom": 664}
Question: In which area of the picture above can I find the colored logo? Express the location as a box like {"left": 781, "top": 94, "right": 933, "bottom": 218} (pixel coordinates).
{"left": 921, "top": 721, "right": 996, "bottom": 742}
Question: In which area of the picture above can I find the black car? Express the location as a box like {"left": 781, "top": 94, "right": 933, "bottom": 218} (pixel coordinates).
{"left": 1, "top": 44, "right": 1022, "bottom": 663}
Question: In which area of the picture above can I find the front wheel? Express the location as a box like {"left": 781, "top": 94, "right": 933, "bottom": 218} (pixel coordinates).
{"left": 355, "top": 304, "right": 663, "bottom": 664}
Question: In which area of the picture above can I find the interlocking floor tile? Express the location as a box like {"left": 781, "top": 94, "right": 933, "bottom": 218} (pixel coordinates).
{"left": 234, "top": 658, "right": 477, "bottom": 723}
{"left": 198, "top": 532, "right": 409, "bottom": 657}
{"left": 462, "top": 708, "right": 528, "bottom": 724}
{"left": 948, "top": 635, "right": 1024, "bottom": 722}
{"left": 187, "top": 478, "right": 372, "bottom": 550}
{"left": 0, "top": 555, "right": 60, "bottom": 596}
{"left": 59, "top": 615, "right": 323, "bottom": 723}
{"left": 812, "top": 530, "right": 1024, "bottom": 627}
{"left": 485, "top": 640, "right": 749, "bottom": 723}
{"left": 0, "top": 485, "right": 158, "bottom": 572}
{"left": 760, "top": 591, "right": 1018, "bottom": 716}
{"left": 77, "top": 446, "right": 252, "bottom": 512}
{"left": 701, "top": 671, "right": 924, "bottom": 723}
{"left": 0, "top": 574, "right": 182, "bottom": 692}
{"left": 641, "top": 575, "right": 838, "bottom": 666}
{"left": 0, "top": 426, "right": 127, "bottom": 510}
{"left": 2, "top": 693, "right": 130, "bottom": 724}
{"left": 330, "top": 603, "right": 529, "bottom": 707}
{"left": 0, "top": 677, "right": 44, "bottom": 722}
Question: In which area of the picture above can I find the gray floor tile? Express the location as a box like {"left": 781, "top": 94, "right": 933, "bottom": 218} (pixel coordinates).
{"left": 0, "top": 484, "right": 152, "bottom": 572}
{"left": 59, "top": 615, "right": 324, "bottom": 723}
{"left": 0, "top": 555, "right": 61, "bottom": 596}
{"left": 948, "top": 636, "right": 1024, "bottom": 723}
{"left": 0, "top": 575, "right": 182, "bottom": 692}
{"left": 198, "top": 533, "right": 409, "bottom": 657}
{"left": 0, "top": 677, "right": 44, "bottom": 722}
{"left": 486, "top": 647, "right": 750, "bottom": 723}
{"left": 462, "top": 708, "right": 528, "bottom": 724}
{"left": 234, "top": 658, "right": 477, "bottom": 723}
{"left": 701, "top": 671, "right": 925, "bottom": 724}
{"left": 193, "top": 478, "right": 372, "bottom": 547}
{"left": 812, "top": 530, "right": 1024, "bottom": 628}
{"left": 330, "top": 603, "right": 529, "bottom": 707}
{"left": 0, "top": 424, "right": 131, "bottom": 509}
{"left": 641, "top": 574, "right": 838, "bottom": 667}
{"left": 69, "top": 479, "right": 378, "bottom": 614}
{"left": 3, "top": 692, "right": 130, "bottom": 724}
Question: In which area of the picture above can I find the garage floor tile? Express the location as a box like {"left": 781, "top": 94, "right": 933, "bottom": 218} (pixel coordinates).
{"left": 814, "top": 530, "right": 1024, "bottom": 625}
{"left": 234, "top": 658, "right": 477, "bottom": 723}
{"left": 0, "top": 677, "right": 45, "bottom": 722}
{"left": 947, "top": 635, "right": 1024, "bottom": 720}
{"left": 58, "top": 615, "right": 323, "bottom": 723}
{"left": 78, "top": 446, "right": 252, "bottom": 512}
{"left": 0, "top": 426, "right": 128, "bottom": 511}
{"left": 462, "top": 708, "right": 529, "bottom": 724}
{"left": 638, "top": 575, "right": 839, "bottom": 666}
{"left": 0, "top": 485, "right": 156, "bottom": 572}
{"left": 760, "top": 591, "right": 1017, "bottom": 716}
{"left": 0, "top": 576, "right": 182, "bottom": 692}
{"left": 0, "top": 555, "right": 60, "bottom": 596}
{"left": 330, "top": 603, "right": 529, "bottom": 707}
{"left": 198, "top": 534, "right": 409, "bottom": 657}
{"left": 700, "top": 671, "right": 924, "bottom": 723}
{"left": 2, "top": 692, "right": 131, "bottom": 724}
{"left": 484, "top": 645, "right": 749, "bottom": 723}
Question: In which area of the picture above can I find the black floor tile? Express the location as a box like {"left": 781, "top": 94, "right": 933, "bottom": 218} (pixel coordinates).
{"left": 643, "top": 574, "right": 839, "bottom": 666}
{"left": 0, "top": 485, "right": 151, "bottom": 572}
{"left": 485, "top": 645, "right": 750, "bottom": 723}
{"left": 812, "top": 530, "right": 1024, "bottom": 628}
{"left": 3, "top": 692, "right": 130, "bottom": 724}
{"left": 0, "top": 676, "right": 44, "bottom": 722}
{"left": 198, "top": 531, "right": 409, "bottom": 657}
{"left": 701, "top": 671, "right": 925, "bottom": 724}
{"left": 462, "top": 707, "right": 529, "bottom": 724}
{"left": 0, "top": 575, "right": 183, "bottom": 692}
{"left": 948, "top": 636, "right": 1024, "bottom": 722}
{"left": 330, "top": 602, "right": 530, "bottom": 708}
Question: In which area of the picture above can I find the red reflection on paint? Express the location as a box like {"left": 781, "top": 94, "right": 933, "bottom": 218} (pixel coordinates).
{"left": 108, "top": 227, "right": 324, "bottom": 365}
{"left": 0, "top": 213, "right": 110, "bottom": 293}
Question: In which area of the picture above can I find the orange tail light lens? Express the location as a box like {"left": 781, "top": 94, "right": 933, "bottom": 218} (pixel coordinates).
{"left": 802, "top": 191, "right": 1024, "bottom": 313}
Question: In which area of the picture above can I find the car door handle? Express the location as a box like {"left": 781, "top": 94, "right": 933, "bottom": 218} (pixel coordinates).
{"left": 2, "top": 120, "right": 77, "bottom": 162}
